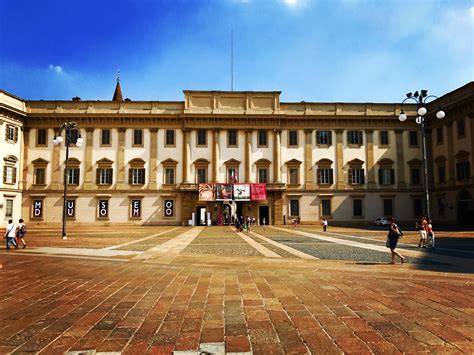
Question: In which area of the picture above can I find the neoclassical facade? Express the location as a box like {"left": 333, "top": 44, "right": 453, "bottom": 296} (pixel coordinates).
{"left": 1, "top": 81, "right": 473, "bottom": 227}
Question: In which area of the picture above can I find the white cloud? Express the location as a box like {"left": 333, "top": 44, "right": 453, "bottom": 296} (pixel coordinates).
{"left": 48, "top": 64, "right": 64, "bottom": 74}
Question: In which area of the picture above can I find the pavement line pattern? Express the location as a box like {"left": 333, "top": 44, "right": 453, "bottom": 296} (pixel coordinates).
{"left": 272, "top": 226, "right": 472, "bottom": 268}
{"left": 249, "top": 230, "right": 319, "bottom": 260}
{"left": 133, "top": 226, "right": 204, "bottom": 261}
{"left": 235, "top": 229, "right": 282, "bottom": 258}
{"left": 103, "top": 226, "right": 182, "bottom": 250}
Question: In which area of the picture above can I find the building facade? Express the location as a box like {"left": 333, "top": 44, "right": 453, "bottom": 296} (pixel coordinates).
{"left": 1, "top": 81, "right": 473, "bottom": 227}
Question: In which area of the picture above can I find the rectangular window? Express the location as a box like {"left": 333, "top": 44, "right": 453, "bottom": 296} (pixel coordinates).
{"left": 101, "top": 129, "right": 111, "bottom": 146}
{"left": 133, "top": 129, "right": 143, "bottom": 146}
{"left": 380, "top": 131, "right": 389, "bottom": 146}
{"left": 197, "top": 168, "right": 207, "bottom": 183}
{"left": 288, "top": 130, "right": 298, "bottom": 147}
{"left": 5, "top": 199, "right": 13, "bottom": 218}
{"left": 289, "top": 168, "right": 299, "bottom": 185}
{"left": 227, "top": 168, "right": 238, "bottom": 183}
{"left": 316, "top": 131, "right": 332, "bottom": 146}
{"left": 349, "top": 168, "right": 365, "bottom": 185}
{"left": 67, "top": 168, "right": 80, "bottom": 185}
{"left": 130, "top": 168, "right": 145, "bottom": 185}
{"left": 411, "top": 168, "right": 421, "bottom": 185}
{"left": 228, "top": 130, "right": 237, "bottom": 147}
{"left": 97, "top": 168, "right": 113, "bottom": 185}
{"left": 347, "top": 131, "right": 363, "bottom": 146}
{"left": 318, "top": 168, "right": 333, "bottom": 185}
{"left": 457, "top": 119, "right": 465, "bottom": 137}
{"left": 258, "top": 130, "right": 268, "bottom": 147}
{"left": 258, "top": 168, "right": 268, "bottom": 183}
{"left": 37, "top": 129, "right": 47, "bottom": 146}
{"left": 5, "top": 124, "right": 18, "bottom": 142}
{"left": 165, "top": 129, "right": 175, "bottom": 146}
{"left": 379, "top": 168, "right": 395, "bottom": 185}
{"left": 322, "top": 199, "right": 331, "bottom": 216}
{"left": 383, "top": 199, "right": 393, "bottom": 216}
{"left": 197, "top": 129, "right": 207, "bottom": 146}
{"left": 289, "top": 199, "right": 300, "bottom": 217}
{"left": 353, "top": 199, "right": 363, "bottom": 217}
{"left": 438, "top": 166, "right": 446, "bottom": 184}
{"left": 413, "top": 198, "right": 423, "bottom": 216}
{"left": 3, "top": 166, "right": 16, "bottom": 184}
{"left": 409, "top": 131, "right": 418, "bottom": 147}
{"left": 436, "top": 127, "right": 443, "bottom": 144}
{"left": 34, "top": 168, "right": 46, "bottom": 185}
{"left": 164, "top": 168, "right": 175, "bottom": 185}
{"left": 456, "top": 161, "right": 471, "bottom": 181}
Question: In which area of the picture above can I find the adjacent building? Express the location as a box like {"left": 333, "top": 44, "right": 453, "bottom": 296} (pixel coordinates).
{"left": 1, "top": 81, "right": 473, "bottom": 227}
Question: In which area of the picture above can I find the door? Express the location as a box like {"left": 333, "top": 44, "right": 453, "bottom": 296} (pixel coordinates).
{"left": 259, "top": 206, "right": 269, "bottom": 225}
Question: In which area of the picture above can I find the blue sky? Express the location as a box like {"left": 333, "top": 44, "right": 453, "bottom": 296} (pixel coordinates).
{"left": 0, "top": 0, "right": 472, "bottom": 103}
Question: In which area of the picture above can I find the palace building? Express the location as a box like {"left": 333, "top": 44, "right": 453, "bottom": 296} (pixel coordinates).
{"left": 1, "top": 81, "right": 473, "bottom": 227}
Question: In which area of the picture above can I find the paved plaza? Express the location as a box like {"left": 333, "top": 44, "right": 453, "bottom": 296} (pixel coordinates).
{"left": 0, "top": 225, "right": 473, "bottom": 354}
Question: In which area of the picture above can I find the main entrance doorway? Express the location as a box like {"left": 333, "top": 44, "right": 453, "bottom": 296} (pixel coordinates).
{"left": 196, "top": 206, "right": 207, "bottom": 226}
{"left": 259, "top": 206, "right": 269, "bottom": 225}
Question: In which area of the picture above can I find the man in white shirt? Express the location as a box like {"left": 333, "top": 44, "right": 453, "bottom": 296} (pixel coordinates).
{"left": 4, "top": 219, "right": 18, "bottom": 249}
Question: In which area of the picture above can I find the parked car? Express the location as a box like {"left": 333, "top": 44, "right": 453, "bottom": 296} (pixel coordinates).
{"left": 374, "top": 217, "right": 391, "bottom": 226}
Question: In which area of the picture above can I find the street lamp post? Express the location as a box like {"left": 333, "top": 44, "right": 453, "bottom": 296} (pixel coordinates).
{"left": 53, "top": 122, "right": 83, "bottom": 239}
{"left": 399, "top": 90, "right": 445, "bottom": 218}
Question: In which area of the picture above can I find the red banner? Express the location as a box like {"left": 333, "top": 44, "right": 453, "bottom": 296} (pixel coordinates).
{"left": 251, "top": 183, "right": 267, "bottom": 201}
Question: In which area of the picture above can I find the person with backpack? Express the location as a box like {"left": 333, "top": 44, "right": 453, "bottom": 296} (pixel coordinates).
{"left": 16, "top": 218, "right": 27, "bottom": 249}
{"left": 4, "top": 219, "right": 18, "bottom": 250}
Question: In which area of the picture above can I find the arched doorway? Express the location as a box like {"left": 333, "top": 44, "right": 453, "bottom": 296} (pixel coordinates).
{"left": 457, "top": 190, "right": 474, "bottom": 226}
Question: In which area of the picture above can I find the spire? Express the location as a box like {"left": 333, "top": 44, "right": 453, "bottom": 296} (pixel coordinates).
{"left": 112, "top": 69, "right": 123, "bottom": 101}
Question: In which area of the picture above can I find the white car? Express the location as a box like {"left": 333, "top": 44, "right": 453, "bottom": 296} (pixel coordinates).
{"left": 374, "top": 217, "right": 391, "bottom": 226}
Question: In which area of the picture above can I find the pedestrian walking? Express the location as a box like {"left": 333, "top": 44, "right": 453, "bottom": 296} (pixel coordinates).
{"left": 16, "top": 218, "right": 27, "bottom": 249}
{"left": 321, "top": 218, "right": 328, "bottom": 232}
{"left": 4, "top": 219, "right": 18, "bottom": 249}
{"left": 417, "top": 215, "right": 427, "bottom": 248}
{"left": 386, "top": 216, "right": 405, "bottom": 264}
{"left": 426, "top": 218, "right": 435, "bottom": 248}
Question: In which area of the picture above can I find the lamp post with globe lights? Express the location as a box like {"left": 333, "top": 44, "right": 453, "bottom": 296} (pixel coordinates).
{"left": 53, "top": 122, "right": 84, "bottom": 239}
{"left": 398, "top": 90, "right": 445, "bottom": 218}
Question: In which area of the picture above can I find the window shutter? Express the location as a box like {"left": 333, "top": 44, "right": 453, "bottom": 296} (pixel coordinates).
{"left": 129, "top": 169, "right": 133, "bottom": 184}
{"left": 14, "top": 127, "right": 19, "bottom": 142}
{"left": 328, "top": 132, "right": 332, "bottom": 146}
{"left": 348, "top": 168, "right": 352, "bottom": 184}
{"left": 359, "top": 131, "right": 363, "bottom": 145}
{"left": 316, "top": 132, "right": 320, "bottom": 145}
{"left": 361, "top": 169, "right": 365, "bottom": 184}
{"left": 329, "top": 169, "right": 334, "bottom": 184}
{"left": 378, "top": 169, "right": 383, "bottom": 185}
{"left": 12, "top": 167, "right": 17, "bottom": 184}
{"left": 317, "top": 169, "right": 321, "bottom": 184}
{"left": 390, "top": 169, "right": 395, "bottom": 185}
{"left": 108, "top": 169, "right": 113, "bottom": 184}
{"left": 96, "top": 169, "right": 100, "bottom": 185}
{"left": 3, "top": 166, "right": 7, "bottom": 183}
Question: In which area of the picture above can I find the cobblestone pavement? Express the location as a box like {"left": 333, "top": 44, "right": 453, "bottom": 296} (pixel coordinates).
{"left": 0, "top": 226, "right": 473, "bottom": 354}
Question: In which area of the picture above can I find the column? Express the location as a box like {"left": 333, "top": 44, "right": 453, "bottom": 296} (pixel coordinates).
{"left": 149, "top": 128, "right": 158, "bottom": 189}
{"left": 304, "top": 129, "right": 314, "bottom": 189}
{"left": 395, "top": 129, "right": 406, "bottom": 189}
{"left": 335, "top": 130, "right": 345, "bottom": 189}
{"left": 446, "top": 122, "right": 455, "bottom": 185}
{"left": 212, "top": 129, "right": 220, "bottom": 182}
{"left": 21, "top": 127, "right": 30, "bottom": 190}
{"left": 83, "top": 128, "right": 94, "bottom": 190}
{"left": 116, "top": 128, "right": 126, "bottom": 189}
{"left": 365, "top": 129, "right": 375, "bottom": 188}
{"left": 182, "top": 128, "right": 191, "bottom": 183}
{"left": 51, "top": 133, "right": 61, "bottom": 190}
{"left": 245, "top": 129, "right": 252, "bottom": 182}
{"left": 273, "top": 129, "right": 282, "bottom": 183}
